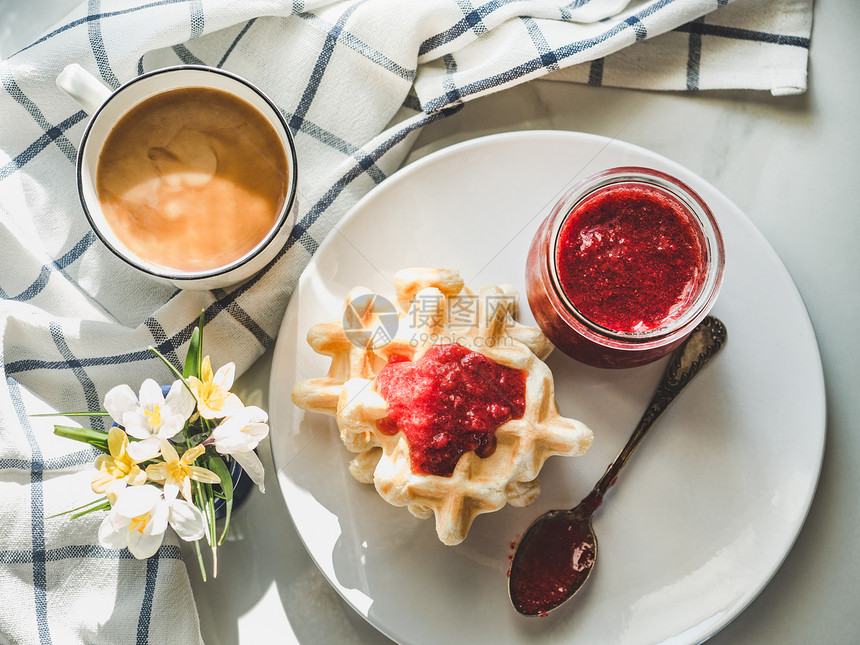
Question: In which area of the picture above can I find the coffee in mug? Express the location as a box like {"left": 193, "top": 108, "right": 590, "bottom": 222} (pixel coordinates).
{"left": 96, "top": 87, "right": 289, "bottom": 272}
{"left": 57, "top": 64, "right": 298, "bottom": 290}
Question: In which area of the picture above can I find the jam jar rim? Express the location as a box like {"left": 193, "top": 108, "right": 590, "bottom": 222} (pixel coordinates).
{"left": 546, "top": 166, "right": 725, "bottom": 344}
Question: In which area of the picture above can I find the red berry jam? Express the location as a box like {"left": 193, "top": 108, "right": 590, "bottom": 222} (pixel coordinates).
{"left": 526, "top": 167, "right": 724, "bottom": 368}
{"left": 375, "top": 343, "right": 526, "bottom": 477}
{"left": 555, "top": 183, "right": 705, "bottom": 334}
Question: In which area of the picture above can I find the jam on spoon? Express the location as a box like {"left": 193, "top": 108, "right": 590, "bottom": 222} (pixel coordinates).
{"left": 508, "top": 316, "right": 727, "bottom": 616}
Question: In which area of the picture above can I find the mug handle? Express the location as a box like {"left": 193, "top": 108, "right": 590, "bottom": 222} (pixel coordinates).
{"left": 56, "top": 64, "right": 113, "bottom": 115}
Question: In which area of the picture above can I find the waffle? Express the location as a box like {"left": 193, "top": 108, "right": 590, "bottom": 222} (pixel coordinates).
{"left": 291, "top": 268, "right": 593, "bottom": 545}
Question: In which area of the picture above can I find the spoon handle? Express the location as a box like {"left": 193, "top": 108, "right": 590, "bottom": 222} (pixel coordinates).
{"left": 594, "top": 316, "right": 727, "bottom": 498}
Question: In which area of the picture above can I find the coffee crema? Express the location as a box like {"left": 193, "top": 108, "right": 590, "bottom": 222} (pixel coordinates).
{"left": 96, "top": 86, "right": 288, "bottom": 272}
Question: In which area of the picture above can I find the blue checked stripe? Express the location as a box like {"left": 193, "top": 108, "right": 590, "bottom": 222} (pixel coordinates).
{"left": 211, "top": 289, "right": 275, "bottom": 347}
{"left": 217, "top": 18, "right": 257, "bottom": 67}
{"left": 289, "top": 1, "right": 364, "bottom": 134}
{"left": 559, "top": 0, "right": 597, "bottom": 21}
{"left": 49, "top": 322, "right": 106, "bottom": 432}
{"left": 0, "top": 109, "right": 86, "bottom": 181}
{"left": 626, "top": 15, "right": 648, "bottom": 42}
{"left": 6, "top": 375, "right": 51, "bottom": 644}
{"left": 0, "top": 544, "right": 183, "bottom": 565}
{"left": 686, "top": 16, "right": 704, "bottom": 90}
{"left": 144, "top": 317, "right": 183, "bottom": 370}
{"left": 277, "top": 104, "right": 462, "bottom": 258}
{"left": 0, "top": 232, "right": 97, "bottom": 301}
{"left": 189, "top": 0, "right": 205, "bottom": 39}
{"left": 0, "top": 66, "right": 79, "bottom": 165}
{"left": 9, "top": 0, "right": 193, "bottom": 60}
{"left": 422, "top": 0, "right": 684, "bottom": 111}
{"left": 588, "top": 57, "right": 604, "bottom": 86}
{"left": 441, "top": 54, "right": 462, "bottom": 105}
{"left": 402, "top": 91, "right": 422, "bottom": 113}
{"left": 6, "top": 333, "right": 192, "bottom": 375}
{"left": 87, "top": 0, "right": 121, "bottom": 89}
{"left": 172, "top": 43, "right": 205, "bottom": 65}
{"left": 6, "top": 276, "right": 278, "bottom": 375}
{"left": 674, "top": 20, "right": 810, "bottom": 48}
{"left": 299, "top": 13, "right": 415, "bottom": 81}
{"left": 0, "top": 449, "right": 98, "bottom": 471}
{"left": 457, "top": 0, "right": 489, "bottom": 38}
{"left": 420, "top": 0, "right": 506, "bottom": 56}
{"left": 418, "top": 0, "right": 664, "bottom": 57}
{"left": 281, "top": 106, "right": 389, "bottom": 185}
{"left": 522, "top": 17, "right": 560, "bottom": 71}
{"left": 136, "top": 556, "right": 159, "bottom": 645}
{"left": 676, "top": 12, "right": 810, "bottom": 91}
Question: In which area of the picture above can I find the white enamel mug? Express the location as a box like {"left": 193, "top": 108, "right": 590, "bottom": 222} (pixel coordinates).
{"left": 57, "top": 64, "right": 298, "bottom": 290}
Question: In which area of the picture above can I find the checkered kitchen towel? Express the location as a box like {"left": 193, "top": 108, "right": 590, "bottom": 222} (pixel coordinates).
{"left": 0, "top": 0, "right": 812, "bottom": 643}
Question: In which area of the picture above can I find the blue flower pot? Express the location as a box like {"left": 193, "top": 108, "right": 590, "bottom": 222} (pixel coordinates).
{"left": 213, "top": 455, "right": 254, "bottom": 520}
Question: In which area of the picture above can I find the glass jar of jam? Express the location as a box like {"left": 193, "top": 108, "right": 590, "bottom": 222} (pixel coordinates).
{"left": 525, "top": 167, "right": 724, "bottom": 368}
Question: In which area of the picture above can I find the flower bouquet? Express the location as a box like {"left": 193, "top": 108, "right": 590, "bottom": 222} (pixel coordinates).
{"left": 47, "top": 314, "right": 268, "bottom": 579}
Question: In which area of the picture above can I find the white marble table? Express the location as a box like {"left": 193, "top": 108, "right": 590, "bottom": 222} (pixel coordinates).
{"left": 3, "top": 1, "right": 857, "bottom": 643}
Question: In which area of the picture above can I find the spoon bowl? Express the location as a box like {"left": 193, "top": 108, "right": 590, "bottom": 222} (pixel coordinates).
{"left": 509, "top": 491, "right": 601, "bottom": 616}
{"left": 509, "top": 316, "right": 727, "bottom": 616}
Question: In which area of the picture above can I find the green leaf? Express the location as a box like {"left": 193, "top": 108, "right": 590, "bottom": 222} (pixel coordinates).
{"left": 183, "top": 325, "right": 201, "bottom": 380}
{"left": 193, "top": 478, "right": 219, "bottom": 577}
{"left": 30, "top": 411, "right": 111, "bottom": 417}
{"left": 70, "top": 499, "right": 111, "bottom": 519}
{"left": 205, "top": 452, "right": 233, "bottom": 500}
{"left": 203, "top": 450, "right": 234, "bottom": 545}
{"left": 193, "top": 479, "right": 216, "bottom": 546}
{"left": 53, "top": 425, "right": 110, "bottom": 453}
{"left": 149, "top": 346, "right": 185, "bottom": 382}
{"left": 46, "top": 496, "right": 110, "bottom": 519}
{"left": 193, "top": 536, "right": 207, "bottom": 582}
{"left": 149, "top": 346, "right": 197, "bottom": 404}
{"left": 196, "top": 310, "right": 205, "bottom": 378}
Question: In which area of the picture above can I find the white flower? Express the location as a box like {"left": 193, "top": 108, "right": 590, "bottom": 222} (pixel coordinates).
{"left": 91, "top": 427, "right": 148, "bottom": 505}
{"left": 145, "top": 440, "right": 221, "bottom": 504}
{"left": 104, "top": 378, "right": 196, "bottom": 461}
{"left": 187, "top": 356, "right": 244, "bottom": 419}
{"left": 97, "top": 484, "right": 205, "bottom": 559}
{"left": 211, "top": 406, "right": 269, "bottom": 492}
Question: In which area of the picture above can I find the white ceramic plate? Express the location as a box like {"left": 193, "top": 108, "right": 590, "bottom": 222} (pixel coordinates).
{"left": 269, "top": 131, "right": 824, "bottom": 645}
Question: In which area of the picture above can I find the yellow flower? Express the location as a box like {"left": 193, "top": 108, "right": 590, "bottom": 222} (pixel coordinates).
{"left": 187, "top": 356, "right": 244, "bottom": 419}
{"left": 92, "top": 427, "right": 148, "bottom": 503}
{"left": 146, "top": 440, "right": 221, "bottom": 503}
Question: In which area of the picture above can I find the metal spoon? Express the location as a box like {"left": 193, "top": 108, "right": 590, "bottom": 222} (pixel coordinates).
{"left": 508, "top": 315, "right": 727, "bottom": 616}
